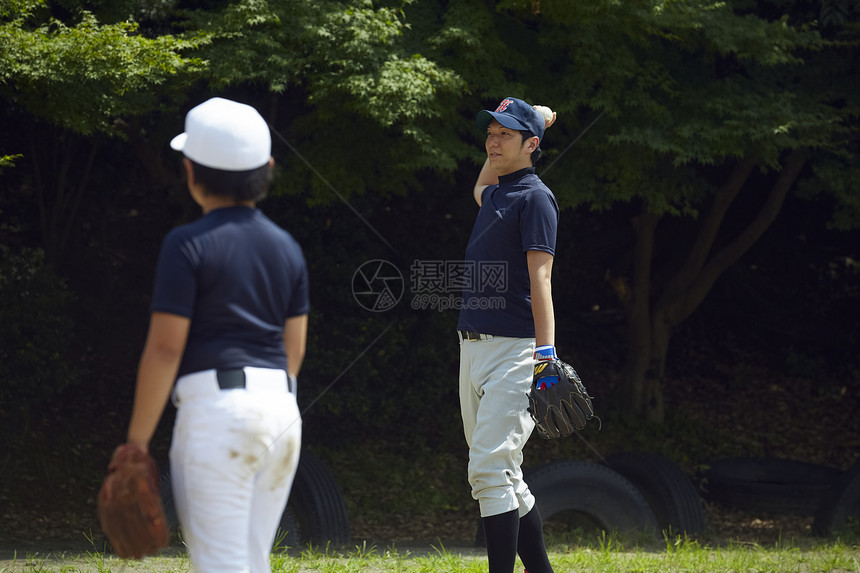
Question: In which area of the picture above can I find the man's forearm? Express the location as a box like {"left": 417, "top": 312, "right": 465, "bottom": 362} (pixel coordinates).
{"left": 127, "top": 348, "right": 181, "bottom": 450}
{"left": 473, "top": 158, "right": 499, "bottom": 205}
{"left": 528, "top": 250, "right": 556, "bottom": 348}
{"left": 127, "top": 312, "right": 189, "bottom": 451}
{"left": 531, "top": 278, "right": 555, "bottom": 348}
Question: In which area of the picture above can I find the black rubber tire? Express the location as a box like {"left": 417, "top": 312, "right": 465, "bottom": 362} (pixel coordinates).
{"left": 475, "top": 461, "right": 660, "bottom": 546}
{"left": 813, "top": 462, "right": 860, "bottom": 536}
{"left": 281, "top": 449, "right": 350, "bottom": 547}
{"left": 701, "top": 457, "right": 842, "bottom": 515}
{"left": 273, "top": 505, "right": 302, "bottom": 550}
{"left": 604, "top": 451, "right": 705, "bottom": 535}
{"left": 158, "top": 450, "right": 350, "bottom": 548}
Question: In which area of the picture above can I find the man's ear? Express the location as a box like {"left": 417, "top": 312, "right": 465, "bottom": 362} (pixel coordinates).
{"left": 183, "top": 157, "right": 195, "bottom": 185}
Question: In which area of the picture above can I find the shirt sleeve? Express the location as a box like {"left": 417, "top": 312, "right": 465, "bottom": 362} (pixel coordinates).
{"left": 520, "top": 188, "right": 559, "bottom": 255}
{"left": 149, "top": 230, "right": 198, "bottom": 318}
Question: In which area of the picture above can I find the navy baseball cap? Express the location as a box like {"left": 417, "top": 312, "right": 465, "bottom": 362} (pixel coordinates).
{"left": 476, "top": 97, "right": 545, "bottom": 142}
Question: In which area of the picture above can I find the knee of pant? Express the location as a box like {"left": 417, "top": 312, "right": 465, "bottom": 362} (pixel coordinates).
{"left": 516, "top": 495, "right": 535, "bottom": 517}
{"left": 475, "top": 484, "right": 519, "bottom": 517}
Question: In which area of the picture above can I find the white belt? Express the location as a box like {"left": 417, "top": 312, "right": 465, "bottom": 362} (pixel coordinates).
{"left": 173, "top": 367, "right": 294, "bottom": 406}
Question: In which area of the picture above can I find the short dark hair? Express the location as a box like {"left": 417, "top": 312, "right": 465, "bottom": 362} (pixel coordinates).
{"left": 190, "top": 160, "right": 273, "bottom": 201}
{"left": 519, "top": 131, "right": 542, "bottom": 165}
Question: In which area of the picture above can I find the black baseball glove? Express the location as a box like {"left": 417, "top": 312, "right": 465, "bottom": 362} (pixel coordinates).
{"left": 528, "top": 359, "right": 598, "bottom": 439}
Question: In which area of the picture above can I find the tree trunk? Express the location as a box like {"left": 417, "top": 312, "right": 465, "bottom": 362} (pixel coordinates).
{"left": 30, "top": 128, "right": 99, "bottom": 259}
{"left": 618, "top": 151, "right": 808, "bottom": 423}
{"left": 622, "top": 210, "right": 661, "bottom": 420}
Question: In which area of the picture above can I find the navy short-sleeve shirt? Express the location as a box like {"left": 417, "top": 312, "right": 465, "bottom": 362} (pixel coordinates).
{"left": 456, "top": 167, "right": 559, "bottom": 338}
{"left": 150, "top": 206, "right": 310, "bottom": 377}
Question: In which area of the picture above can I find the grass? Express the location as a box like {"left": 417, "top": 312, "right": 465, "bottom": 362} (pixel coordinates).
{"left": 1, "top": 534, "right": 858, "bottom": 573}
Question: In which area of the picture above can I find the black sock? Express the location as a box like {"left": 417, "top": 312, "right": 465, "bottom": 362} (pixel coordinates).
{"left": 517, "top": 506, "right": 554, "bottom": 573}
{"left": 482, "top": 509, "right": 519, "bottom": 573}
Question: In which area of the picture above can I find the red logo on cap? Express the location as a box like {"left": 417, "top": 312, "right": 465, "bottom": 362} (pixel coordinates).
{"left": 495, "top": 99, "right": 514, "bottom": 113}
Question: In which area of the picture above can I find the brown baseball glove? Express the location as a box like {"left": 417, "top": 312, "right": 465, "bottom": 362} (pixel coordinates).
{"left": 97, "top": 444, "right": 169, "bottom": 559}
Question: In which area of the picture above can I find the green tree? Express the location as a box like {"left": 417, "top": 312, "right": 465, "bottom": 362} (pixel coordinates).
{"left": 0, "top": 0, "right": 468, "bottom": 255}
{"left": 0, "top": 1, "right": 476, "bottom": 447}
{"left": 2, "top": 0, "right": 856, "bottom": 431}
{"left": 170, "top": 0, "right": 468, "bottom": 203}
{"left": 0, "top": 0, "right": 204, "bottom": 257}
{"left": 507, "top": 0, "right": 858, "bottom": 421}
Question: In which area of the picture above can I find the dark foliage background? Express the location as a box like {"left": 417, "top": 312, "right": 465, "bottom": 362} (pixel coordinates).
{"left": 1, "top": 141, "right": 857, "bottom": 547}
{"left": 1, "top": 0, "right": 859, "bottom": 549}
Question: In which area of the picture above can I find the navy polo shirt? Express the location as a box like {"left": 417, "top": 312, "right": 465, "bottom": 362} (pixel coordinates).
{"left": 456, "top": 167, "right": 559, "bottom": 338}
{"left": 150, "top": 206, "right": 310, "bottom": 377}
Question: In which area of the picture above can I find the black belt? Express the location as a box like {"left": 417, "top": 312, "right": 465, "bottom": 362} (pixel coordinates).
{"left": 458, "top": 330, "right": 493, "bottom": 342}
{"left": 216, "top": 368, "right": 247, "bottom": 389}
{"left": 216, "top": 368, "right": 296, "bottom": 394}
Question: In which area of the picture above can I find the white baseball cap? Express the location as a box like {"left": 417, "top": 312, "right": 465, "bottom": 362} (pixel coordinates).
{"left": 170, "top": 97, "right": 271, "bottom": 171}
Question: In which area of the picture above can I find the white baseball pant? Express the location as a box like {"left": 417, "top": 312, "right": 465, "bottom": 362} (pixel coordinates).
{"left": 169, "top": 367, "right": 302, "bottom": 573}
{"left": 459, "top": 335, "right": 537, "bottom": 518}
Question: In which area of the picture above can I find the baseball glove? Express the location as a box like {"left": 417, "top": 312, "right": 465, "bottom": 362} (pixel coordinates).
{"left": 97, "top": 444, "right": 169, "bottom": 559}
{"left": 528, "top": 359, "right": 598, "bottom": 439}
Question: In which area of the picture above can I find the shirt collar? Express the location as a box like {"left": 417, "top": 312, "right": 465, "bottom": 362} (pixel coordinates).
{"left": 498, "top": 166, "right": 535, "bottom": 184}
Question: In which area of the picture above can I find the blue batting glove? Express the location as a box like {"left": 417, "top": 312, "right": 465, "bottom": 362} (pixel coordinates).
{"left": 533, "top": 345, "right": 560, "bottom": 389}
{"left": 534, "top": 345, "right": 557, "bottom": 361}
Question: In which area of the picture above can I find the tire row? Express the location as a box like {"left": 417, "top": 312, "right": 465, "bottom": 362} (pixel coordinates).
{"left": 701, "top": 456, "right": 860, "bottom": 536}
{"left": 474, "top": 452, "right": 860, "bottom": 544}
{"left": 158, "top": 450, "right": 860, "bottom": 550}
{"left": 476, "top": 452, "right": 705, "bottom": 545}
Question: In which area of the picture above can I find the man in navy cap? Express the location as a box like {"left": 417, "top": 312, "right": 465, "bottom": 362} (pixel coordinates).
{"left": 457, "top": 97, "right": 558, "bottom": 573}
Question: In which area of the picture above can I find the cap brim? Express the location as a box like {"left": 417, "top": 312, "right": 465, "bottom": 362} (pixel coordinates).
{"left": 476, "top": 110, "right": 529, "bottom": 132}
{"left": 170, "top": 133, "right": 188, "bottom": 152}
